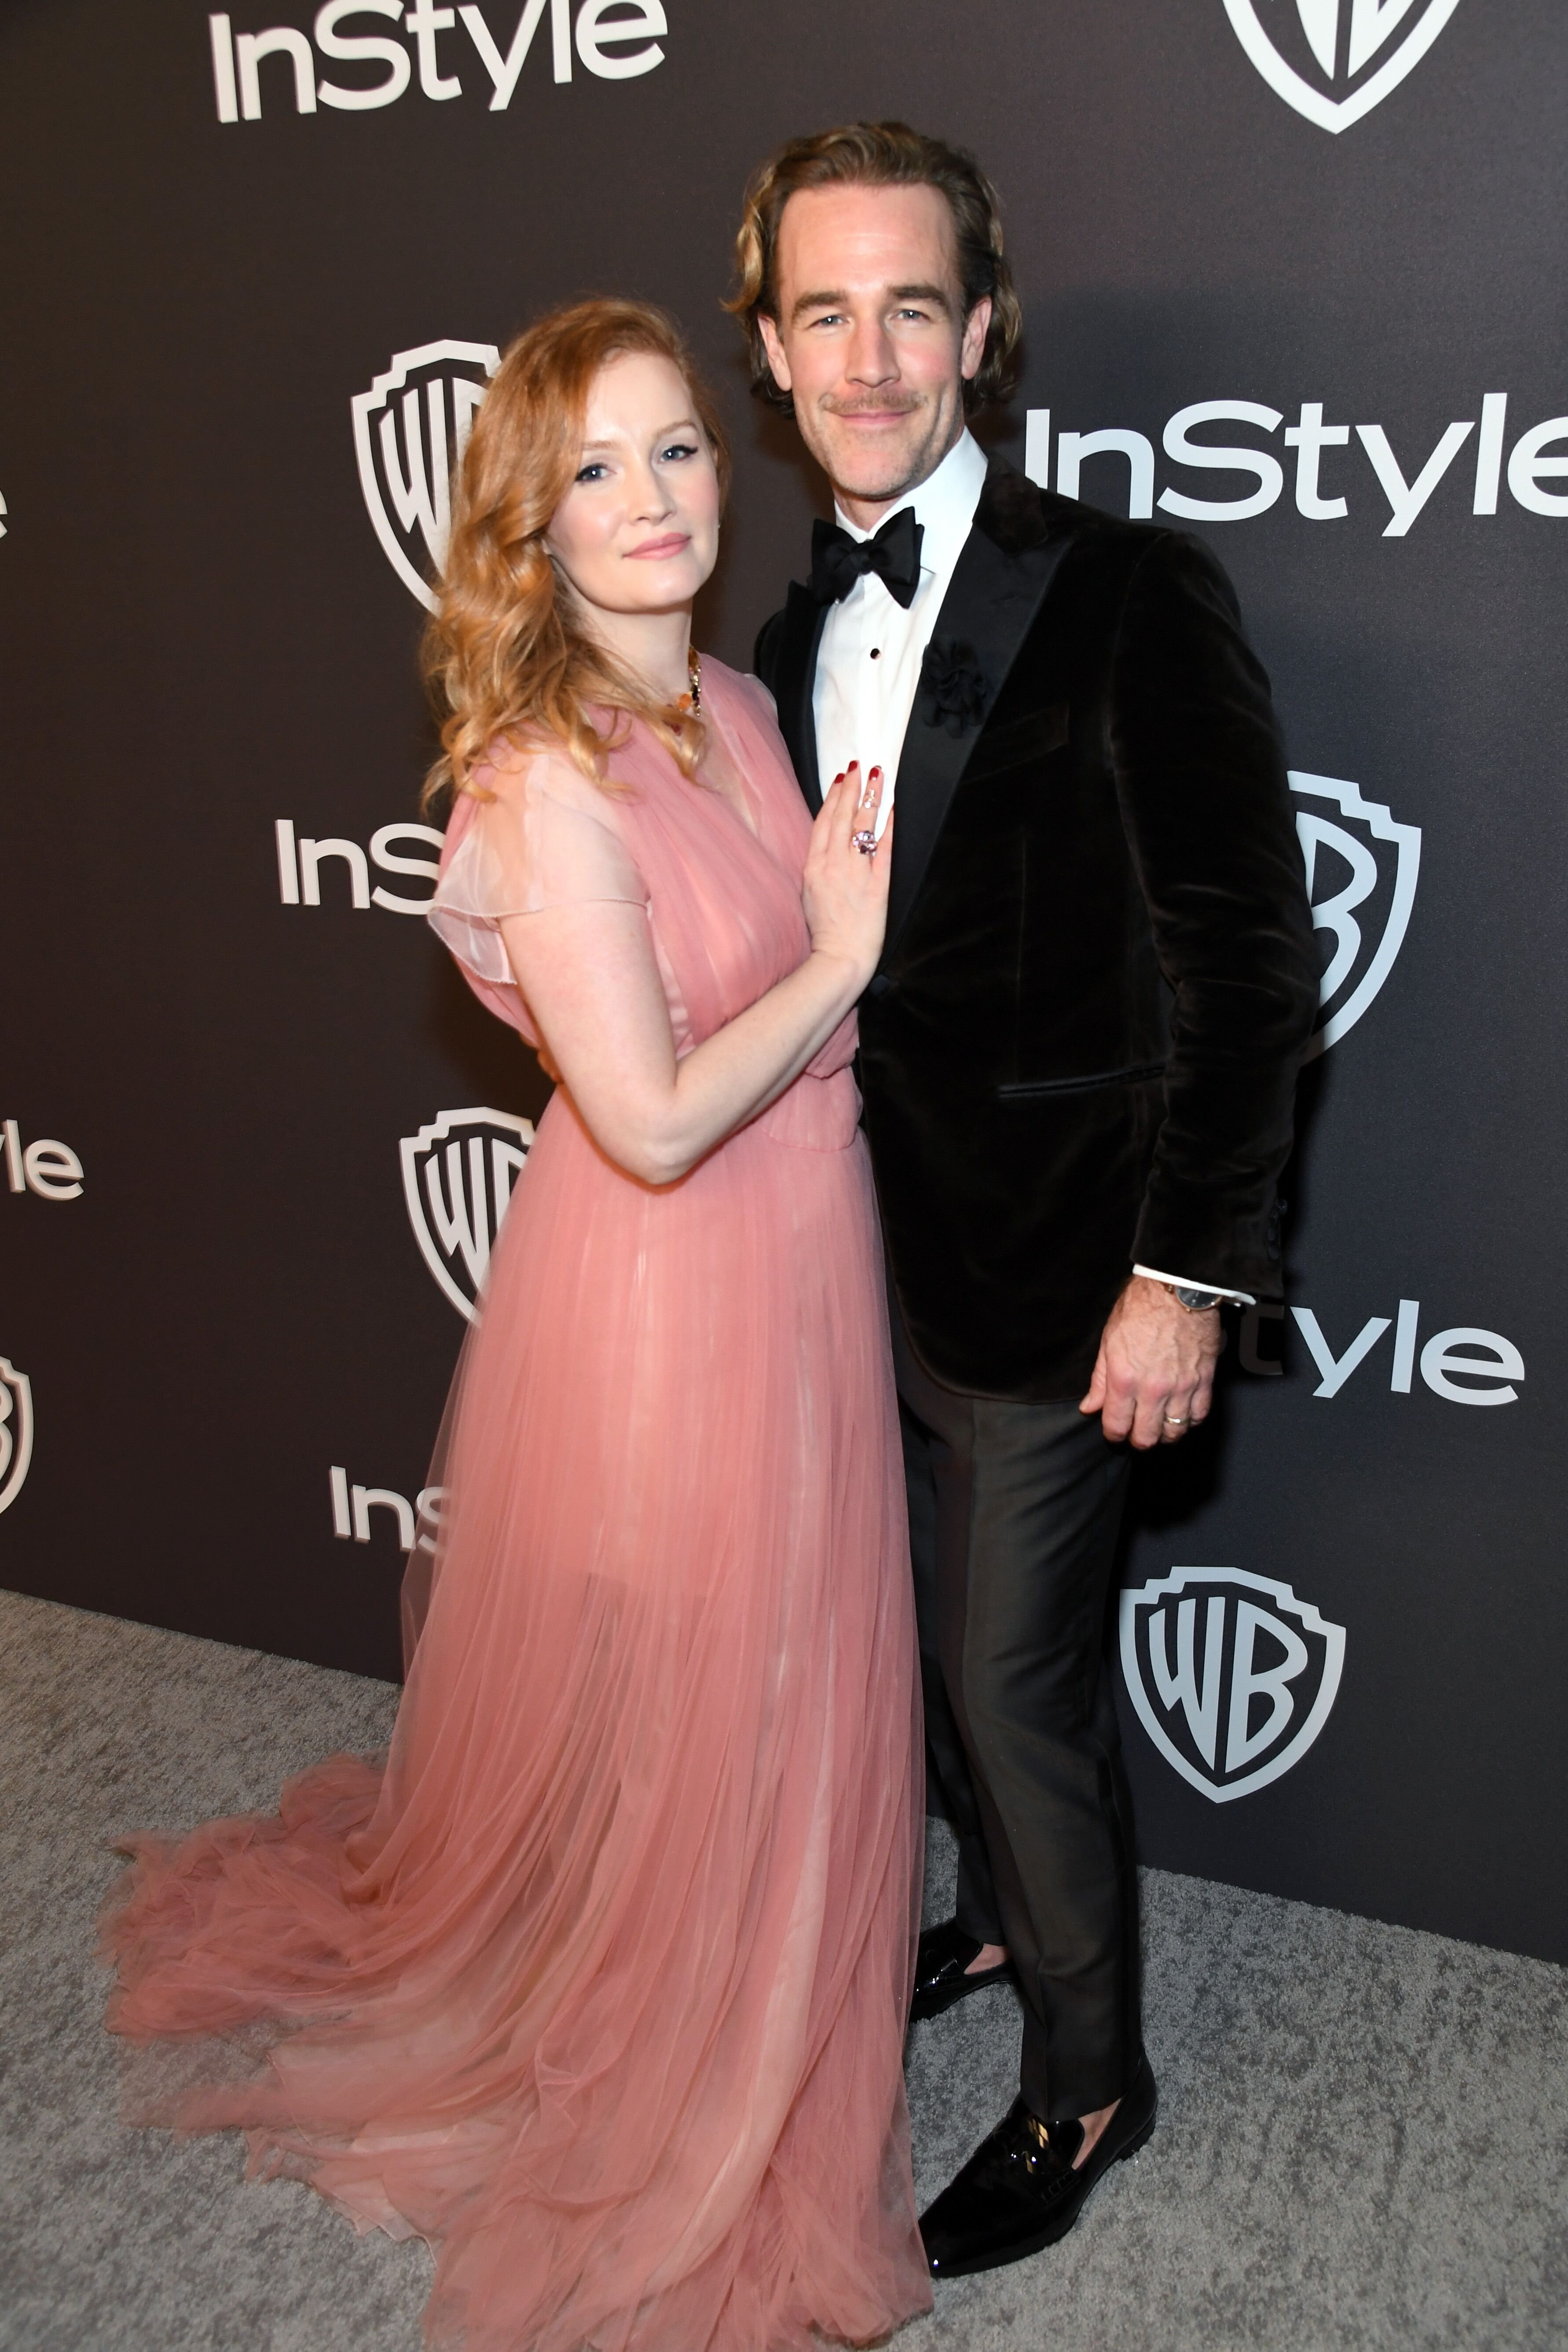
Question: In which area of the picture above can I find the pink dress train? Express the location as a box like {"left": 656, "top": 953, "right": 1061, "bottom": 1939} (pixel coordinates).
{"left": 100, "top": 660, "right": 932, "bottom": 2352}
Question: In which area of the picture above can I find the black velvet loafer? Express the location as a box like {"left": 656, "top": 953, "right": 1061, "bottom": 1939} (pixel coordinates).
{"left": 909, "top": 1917, "right": 1017, "bottom": 2022}
{"left": 919, "top": 2054, "right": 1158, "bottom": 2276}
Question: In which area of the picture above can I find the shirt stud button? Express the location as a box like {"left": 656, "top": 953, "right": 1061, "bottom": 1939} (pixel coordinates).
{"left": 869, "top": 648, "right": 880, "bottom": 659}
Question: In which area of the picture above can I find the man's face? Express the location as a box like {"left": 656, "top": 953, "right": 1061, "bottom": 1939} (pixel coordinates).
{"left": 758, "top": 182, "right": 992, "bottom": 522}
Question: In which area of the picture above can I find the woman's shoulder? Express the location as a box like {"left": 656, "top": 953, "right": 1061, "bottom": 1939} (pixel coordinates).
{"left": 438, "top": 733, "right": 648, "bottom": 928}
{"left": 701, "top": 655, "right": 778, "bottom": 730}
{"left": 470, "top": 735, "right": 619, "bottom": 822}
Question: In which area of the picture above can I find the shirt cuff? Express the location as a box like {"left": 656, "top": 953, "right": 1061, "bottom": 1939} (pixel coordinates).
{"left": 1132, "top": 1264, "right": 1257, "bottom": 1308}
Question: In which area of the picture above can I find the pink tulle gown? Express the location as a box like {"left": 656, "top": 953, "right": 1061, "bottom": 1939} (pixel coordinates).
{"left": 100, "top": 659, "right": 931, "bottom": 2352}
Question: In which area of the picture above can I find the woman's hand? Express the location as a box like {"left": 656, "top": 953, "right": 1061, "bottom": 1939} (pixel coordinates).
{"left": 801, "top": 763, "right": 893, "bottom": 996}
{"left": 491, "top": 752, "right": 893, "bottom": 1190}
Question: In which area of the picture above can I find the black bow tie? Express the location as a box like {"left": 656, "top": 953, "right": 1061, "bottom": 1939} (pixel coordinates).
{"left": 808, "top": 506, "right": 924, "bottom": 610}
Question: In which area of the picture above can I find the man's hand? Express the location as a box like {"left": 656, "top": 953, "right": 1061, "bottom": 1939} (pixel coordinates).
{"left": 1079, "top": 1276, "right": 1223, "bottom": 1448}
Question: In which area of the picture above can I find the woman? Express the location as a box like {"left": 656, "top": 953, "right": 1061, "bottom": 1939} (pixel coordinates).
{"left": 100, "top": 299, "right": 932, "bottom": 2352}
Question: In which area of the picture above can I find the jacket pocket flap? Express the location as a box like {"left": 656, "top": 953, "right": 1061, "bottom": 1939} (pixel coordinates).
{"left": 997, "top": 1060, "right": 1167, "bottom": 1100}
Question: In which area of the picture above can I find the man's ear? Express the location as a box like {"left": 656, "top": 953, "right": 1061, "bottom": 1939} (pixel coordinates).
{"left": 960, "top": 295, "right": 993, "bottom": 384}
{"left": 757, "top": 313, "right": 794, "bottom": 396}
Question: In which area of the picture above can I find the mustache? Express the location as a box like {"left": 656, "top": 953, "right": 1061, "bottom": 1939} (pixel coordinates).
{"left": 821, "top": 393, "right": 925, "bottom": 418}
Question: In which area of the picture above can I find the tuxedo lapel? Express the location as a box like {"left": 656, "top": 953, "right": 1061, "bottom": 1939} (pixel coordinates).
{"left": 881, "top": 463, "right": 1073, "bottom": 966}
{"left": 766, "top": 581, "right": 827, "bottom": 814}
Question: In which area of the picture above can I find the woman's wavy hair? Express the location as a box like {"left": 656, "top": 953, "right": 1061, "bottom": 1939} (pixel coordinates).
{"left": 421, "top": 298, "right": 730, "bottom": 809}
{"left": 726, "top": 121, "right": 1022, "bottom": 416}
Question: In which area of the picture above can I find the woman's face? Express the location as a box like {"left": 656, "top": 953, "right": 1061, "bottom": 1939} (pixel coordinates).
{"left": 546, "top": 351, "right": 720, "bottom": 620}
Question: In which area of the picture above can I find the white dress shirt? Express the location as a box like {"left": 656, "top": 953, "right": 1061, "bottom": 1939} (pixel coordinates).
{"left": 809, "top": 427, "right": 1253, "bottom": 1311}
{"left": 812, "top": 427, "right": 988, "bottom": 841}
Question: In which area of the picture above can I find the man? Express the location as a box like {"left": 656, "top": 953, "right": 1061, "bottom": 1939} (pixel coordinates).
{"left": 734, "top": 122, "right": 1319, "bottom": 2276}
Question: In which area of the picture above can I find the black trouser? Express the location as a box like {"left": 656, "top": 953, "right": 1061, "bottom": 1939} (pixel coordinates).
{"left": 892, "top": 1299, "right": 1141, "bottom": 2123}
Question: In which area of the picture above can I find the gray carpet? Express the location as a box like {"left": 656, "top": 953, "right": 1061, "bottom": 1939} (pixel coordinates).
{"left": 1, "top": 1589, "right": 1564, "bottom": 2351}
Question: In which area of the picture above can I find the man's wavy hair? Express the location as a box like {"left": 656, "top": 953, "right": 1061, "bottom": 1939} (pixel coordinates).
{"left": 421, "top": 298, "right": 729, "bottom": 810}
{"left": 726, "top": 121, "right": 1022, "bottom": 415}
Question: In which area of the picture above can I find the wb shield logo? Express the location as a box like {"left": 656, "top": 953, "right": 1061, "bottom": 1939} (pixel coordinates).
{"left": 1224, "top": 0, "right": 1463, "bottom": 132}
{"left": 352, "top": 341, "right": 500, "bottom": 610}
{"left": 1121, "top": 1568, "right": 1345, "bottom": 1802}
{"left": 1291, "top": 771, "right": 1419, "bottom": 1059}
{"left": 401, "top": 1108, "right": 534, "bottom": 1322}
{"left": 0, "top": 1357, "right": 34, "bottom": 1517}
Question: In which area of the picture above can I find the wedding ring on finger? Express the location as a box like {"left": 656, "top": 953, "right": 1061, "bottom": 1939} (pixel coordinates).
{"left": 1163, "top": 1413, "right": 1187, "bottom": 1426}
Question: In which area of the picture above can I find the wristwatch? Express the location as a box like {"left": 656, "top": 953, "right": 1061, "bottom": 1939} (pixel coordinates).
{"left": 1161, "top": 1282, "right": 1226, "bottom": 1313}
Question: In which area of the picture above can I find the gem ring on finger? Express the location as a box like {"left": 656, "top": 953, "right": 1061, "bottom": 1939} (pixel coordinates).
{"left": 851, "top": 828, "right": 878, "bottom": 856}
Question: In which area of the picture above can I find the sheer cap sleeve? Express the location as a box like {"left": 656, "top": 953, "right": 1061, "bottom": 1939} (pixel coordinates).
{"left": 429, "top": 749, "right": 649, "bottom": 988}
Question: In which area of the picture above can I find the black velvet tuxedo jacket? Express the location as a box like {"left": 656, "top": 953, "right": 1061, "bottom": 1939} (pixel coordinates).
{"left": 755, "top": 455, "right": 1320, "bottom": 1402}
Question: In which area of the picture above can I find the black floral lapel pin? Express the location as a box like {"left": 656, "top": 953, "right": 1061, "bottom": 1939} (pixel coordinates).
{"left": 917, "top": 637, "right": 989, "bottom": 737}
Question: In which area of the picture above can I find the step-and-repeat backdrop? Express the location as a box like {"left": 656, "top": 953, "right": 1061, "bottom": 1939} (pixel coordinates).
{"left": 2, "top": 0, "right": 1563, "bottom": 1963}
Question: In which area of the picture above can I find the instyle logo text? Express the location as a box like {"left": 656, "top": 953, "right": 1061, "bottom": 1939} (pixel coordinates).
{"left": 209, "top": 0, "right": 666, "bottom": 123}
